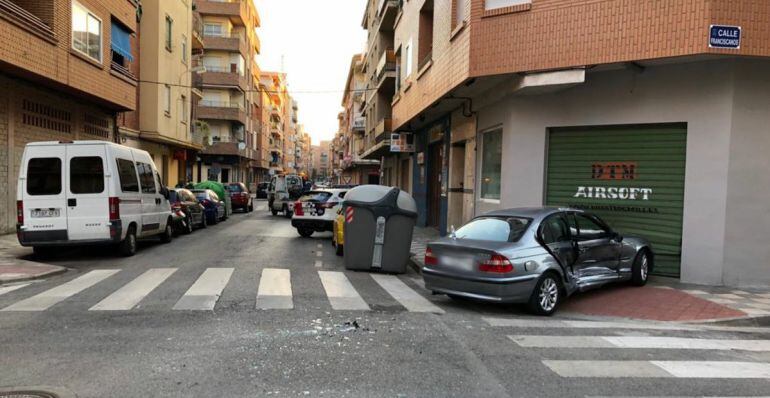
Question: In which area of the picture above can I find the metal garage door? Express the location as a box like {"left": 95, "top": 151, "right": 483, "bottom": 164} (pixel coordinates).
{"left": 545, "top": 124, "right": 687, "bottom": 276}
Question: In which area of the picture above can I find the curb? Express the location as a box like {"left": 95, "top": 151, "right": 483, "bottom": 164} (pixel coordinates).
{"left": 0, "top": 261, "right": 68, "bottom": 284}
{"left": 408, "top": 254, "right": 423, "bottom": 274}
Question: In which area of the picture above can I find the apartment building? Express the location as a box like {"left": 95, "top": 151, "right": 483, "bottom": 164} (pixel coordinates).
{"left": 284, "top": 96, "right": 299, "bottom": 174}
{"left": 295, "top": 125, "right": 311, "bottom": 177}
{"left": 0, "top": 0, "right": 138, "bottom": 233}
{"left": 116, "top": 0, "right": 200, "bottom": 187}
{"left": 313, "top": 140, "right": 331, "bottom": 180}
{"left": 378, "top": 0, "right": 770, "bottom": 287}
{"left": 260, "top": 71, "right": 288, "bottom": 177}
{"left": 336, "top": 54, "right": 380, "bottom": 186}
{"left": 194, "top": 0, "right": 260, "bottom": 185}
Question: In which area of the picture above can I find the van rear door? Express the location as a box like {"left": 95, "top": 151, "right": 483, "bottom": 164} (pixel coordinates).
{"left": 20, "top": 146, "right": 68, "bottom": 239}
{"left": 66, "top": 144, "right": 110, "bottom": 241}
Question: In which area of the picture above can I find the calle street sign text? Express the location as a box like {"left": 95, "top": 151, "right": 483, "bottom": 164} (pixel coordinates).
{"left": 709, "top": 25, "right": 741, "bottom": 49}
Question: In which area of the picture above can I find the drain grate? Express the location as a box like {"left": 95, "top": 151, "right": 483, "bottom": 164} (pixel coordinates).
{"left": 0, "top": 392, "right": 58, "bottom": 398}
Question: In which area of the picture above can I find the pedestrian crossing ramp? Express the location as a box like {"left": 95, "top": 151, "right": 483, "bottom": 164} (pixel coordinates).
{"left": 0, "top": 268, "right": 444, "bottom": 314}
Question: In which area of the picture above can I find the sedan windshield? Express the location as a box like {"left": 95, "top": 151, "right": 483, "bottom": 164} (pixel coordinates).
{"left": 299, "top": 191, "right": 332, "bottom": 202}
{"left": 455, "top": 217, "right": 531, "bottom": 242}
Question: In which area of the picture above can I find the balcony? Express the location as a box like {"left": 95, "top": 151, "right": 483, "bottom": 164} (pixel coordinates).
{"left": 192, "top": 12, "right": 205, "bottom": 50}
{"left": 270, "top": 105, "right": 281, "bottom": 118}
{"left": 375, "top": 49, "right": 396, "bottom": 91}
{"left": 375, "top": 0, "right": 399, "bottom": 32}
{"left": 200, "top": 66, "right": 248, "bottom": 91}
{"left": 196, "top": 0, "right": 250, "bottom": 27}
{"left": 202, "top": 141, "right": 257, "bottom": 160}
{"left": 351, "top": 116, "right": 365, "bottom": 133}
{"left": 197, "top": 100, "right": 248, "bottom": 126}
{"left": 270, "top": 143, "right": 283, "bottom": 155}
{"left": 270, "top": 122, "right": 283, "bottom": 138}
{"left": 202, "top": 32, "right": 249, "bottom": 57}
{"left": 374, "top": 118, "right": 392, "bottom": 141}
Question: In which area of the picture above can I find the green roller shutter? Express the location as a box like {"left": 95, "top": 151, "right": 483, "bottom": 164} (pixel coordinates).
{"left": 545, "top": 125, "right": 687, "bottom": 276}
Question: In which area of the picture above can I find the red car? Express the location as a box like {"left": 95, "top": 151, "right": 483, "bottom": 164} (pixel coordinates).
{"left": 227, "top": 183, "right": 254, "bottom": 212}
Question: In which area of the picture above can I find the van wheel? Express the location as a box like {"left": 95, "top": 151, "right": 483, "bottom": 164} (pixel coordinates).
{"left": 184, "top": 215, "right": 194, "bottom": 234}
{"left": 283, "top": 205, "right": 292, "bottom": 218}
{"left": 199, "top": 213, "right": 208, "bottom": 228}
{"left": 271, "top": 208, "right": 278, "bottom": 216}
{"left": 160, "top": 220, "right": 173, "bottom": 243}
{"left": 32, "top": 246, "right": 55, "bottom": 258}
{"left": 527, "top": 273, "right": 562, "bottom": 316}
{"left": 119, "top": 227, "right": 137, "bottom": 257}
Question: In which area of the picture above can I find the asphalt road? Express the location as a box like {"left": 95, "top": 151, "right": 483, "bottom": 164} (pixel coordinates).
{"left": 1, "top": 200, "right": 770, "bottom": 397}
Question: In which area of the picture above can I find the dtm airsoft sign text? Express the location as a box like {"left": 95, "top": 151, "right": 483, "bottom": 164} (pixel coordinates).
{"left": 709, "top": 25, "right": 741, "bottom": 49}
{"left": 573, "top": 161, "right": 652, "bottom": 201}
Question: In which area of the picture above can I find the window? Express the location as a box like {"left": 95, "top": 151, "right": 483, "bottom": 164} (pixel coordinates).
{"left": 116, "top": 158, "right": 139, "bottom": 192}
{"left": 480, "top": 129, "right": 502, "bottom": 200}
{"left": 404, "top": 39, "right": 413, "bottom": 77}
{"left": 484, "top": 0, "right": 532, "bottom": 11}
{"left": 181, "top": 34, "right": 187, "bottom": 64}
{"left": 298, "top": 191, "right": 332, "bottom": 203}
{"left": 164, "top": 85, "right": 171, "bottom": 116}
{"left": 418, "top": 0, "right": 434, "bottom": 70}
{"left": 110, "top": 20, "right": 134, "bottom": 73}
{"left": 180, "top": 95, "right": 187, "bottom": 124}
{"left": 137, "top": 162, "right": 156, "bottom": 194}
{"left": 575, "top": 214, "right": 610, "bottom": 240}
{"left": 541, "top": 215, "right": 570, "bottom": 244}
{"left": 455, "top": 217, "right": 530, "bottom": 242}
{"left": 26, "top": 158, "right": 62, "bottom": 196}
{"left": 72, "top": 1, "right": 102, "bottom": 62}
{"left": 70, "top": 157, "right": 104, "bottom": 194}
{"left": 453, "top": 0, "right": 467, "bottom": 28}
{"left": 165, "top": 15, "right": 173, "bottom": 51}
{"left": 203, "top": 23, "right": 223, "bottom": 37}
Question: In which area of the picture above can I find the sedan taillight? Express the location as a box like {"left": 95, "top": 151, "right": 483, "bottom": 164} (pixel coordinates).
{"left": 294, "top": 201, "right": 304, "bottom": 216}
{"left": 424, "top": 247, "right": 437, "bottom": 266}
{"left": 479, "top": 254, "right": 514, "bottom": 273}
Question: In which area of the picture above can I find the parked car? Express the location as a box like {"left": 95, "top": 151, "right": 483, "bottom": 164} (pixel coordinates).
{"left": 16, "top": 140, "right": 173, "bottom": 257}
{"left": 268, "top": 174, "right": 303, "bottom": 218}
{"left": 169, "top": 188, "right": 206, "bottom": 234}
{"left": 332, "top": 204, "right": 345, "bottom": 256}
{"left": 256, "top": 182, "right": 269, "bottom": 199}
{"left": 422, "top": 207, "right": 653, "bottom": 316}
{"left": 227, "top": 182, "right": 254, "bottom": 212}
{"left": 191, "top": 189, "right": 225, "bottom": 224}
{"left": 291, "top": 189, "right": 348, "bottom": 237}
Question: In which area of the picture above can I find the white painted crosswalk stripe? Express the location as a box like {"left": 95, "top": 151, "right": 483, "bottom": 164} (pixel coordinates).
{"left": 173, "top": 268, "right": 234, "bottom": 310}
{"left": 318, "top": 271, "right": 369, "bottom": 311}
{"left": 2, "top": 270, "right": 119, "bottom": 311}
{"left": 0, "top": 283, "right": 30, "bottom": 297}
{"left": 90, "top": 268, "right": 176, "bottom": 311}
{"left": 256, "top": 268, "right": 292, "bottom": 309}
{"left": 371, "top": 274, "right": 444, "bottom": 314}
{"left": 484, "top": 317, "right": 696, "bottom": 331}
{"left": 544, "top": 360, "right": 770, "bottom": 378}
{"left": 510, "top": 335, "right": 770, "bottom": 352}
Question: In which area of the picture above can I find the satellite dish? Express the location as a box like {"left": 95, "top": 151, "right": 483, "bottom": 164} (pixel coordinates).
{"left": 237, "top": 142, "right": 246, "bottom": 150}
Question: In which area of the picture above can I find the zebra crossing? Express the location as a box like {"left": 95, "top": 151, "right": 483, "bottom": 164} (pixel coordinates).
{"left": 0, "top": 267, "right": 445, "bottom": 314}
{"left": 483, "top": 316, "right": 770, "bottom": 380}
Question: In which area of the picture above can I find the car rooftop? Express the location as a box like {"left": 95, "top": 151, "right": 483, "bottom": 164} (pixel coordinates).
{"left": 482, "top": 206, "right": 582, "bottom": 218}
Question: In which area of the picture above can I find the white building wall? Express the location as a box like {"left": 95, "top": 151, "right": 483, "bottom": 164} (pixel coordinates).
{"left": 476, "top": 59, "right": 762, "bottom": 286}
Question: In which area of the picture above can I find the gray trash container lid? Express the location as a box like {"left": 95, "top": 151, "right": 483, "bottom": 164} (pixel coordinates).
{"left": 344, "top": 185, "right": 417, "bottom": 218}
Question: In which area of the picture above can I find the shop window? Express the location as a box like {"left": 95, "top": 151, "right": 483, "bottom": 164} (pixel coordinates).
{"left": 72, "top": 1, "right": 102, "bottom": 63}
{"left": 480, "top": 129, "right": 502, "bottom": 200}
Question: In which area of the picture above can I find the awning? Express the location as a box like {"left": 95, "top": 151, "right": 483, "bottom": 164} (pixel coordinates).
{"left": 111, "top": 22, "right": 133, "bottom": 61}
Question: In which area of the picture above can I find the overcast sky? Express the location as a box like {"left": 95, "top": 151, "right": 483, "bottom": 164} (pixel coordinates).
{"left": 256, "top": 0, "right": 368, "bottom": 145}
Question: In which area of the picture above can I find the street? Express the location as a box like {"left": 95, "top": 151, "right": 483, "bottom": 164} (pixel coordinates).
{"left": 0, "top": 201, "right": 768, "bottom": 397}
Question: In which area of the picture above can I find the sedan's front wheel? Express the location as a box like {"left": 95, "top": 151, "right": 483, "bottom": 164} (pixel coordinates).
{"left": 527, "top": 274, "right": 561, "bottom": 316}
{"left": 631, "top": 251, "right": 650, "bottom": 286}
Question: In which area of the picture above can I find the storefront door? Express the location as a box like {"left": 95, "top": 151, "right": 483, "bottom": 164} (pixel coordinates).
{"left": 427, "top": 142, "right": 443, "bottom": 227}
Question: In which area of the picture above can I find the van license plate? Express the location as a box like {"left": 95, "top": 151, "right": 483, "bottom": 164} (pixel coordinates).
{"left": 31, "top": 209, "right": 60, "bottom": 218}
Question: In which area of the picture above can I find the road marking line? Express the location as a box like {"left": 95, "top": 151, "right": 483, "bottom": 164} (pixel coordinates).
{"left": 316, "top": 251, "right": 323, "bottom": 257}
{"left": 371, "top": 274, "right": 444, "bottom": 314}
{"left": 0, "top": 283, "right": 30, "bottom": 297}
{"left": 315, "top": 260, "right": 322, "bottom": 268}
{"left": 256, "top": 268, "right": 293, "bottom": 309}
{"left": 173, "top": 268, "right": 234, "bottom": 311}
{"left": 545, "top": 360, "right": 770, "bottom": 378}
{"left": 2, "top": 270, "right": 119, "bottom": 311}
{"left": 317, "top": 244, "right": 322, "bottom": 249}
{"left": 318, "top": 271, "right": 369, "bottom": 311}
{"left": 90, "top": 268, "right": 176, "bottom": 311}
{"left": 483, "top": 317, "right": 696, "bottom": 331}
{"left": 510, "top": 335, "right": 770, "bottom": 352}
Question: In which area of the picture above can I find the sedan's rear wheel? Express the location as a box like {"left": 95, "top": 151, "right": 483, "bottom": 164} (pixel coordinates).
{"left": 184, "top": 215, "right": 194, "bottom": 234}
{"left": 297, "top": 228, "right": 313, "bottom": 238}
{"left": 631, "top": 251, "right": 650, "bottom": 286}
{"left": 527, "top": 274, "right": 561, "bottom": 316}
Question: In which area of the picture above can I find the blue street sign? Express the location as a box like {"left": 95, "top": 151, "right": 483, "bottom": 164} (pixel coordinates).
{"left": 709, "top": 25, "right": 741, "bottom": 49}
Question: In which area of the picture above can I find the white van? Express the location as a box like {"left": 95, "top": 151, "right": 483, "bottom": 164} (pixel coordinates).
{"left": 17, "top": 140, "right": 173, "bottom": 256}
{"left": 268, "top": 174, "right": 303, "bottom": 218}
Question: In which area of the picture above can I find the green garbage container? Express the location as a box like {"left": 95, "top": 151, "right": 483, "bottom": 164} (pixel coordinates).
{"left": 343, "top": 185, "right": 418, "bottom": 273}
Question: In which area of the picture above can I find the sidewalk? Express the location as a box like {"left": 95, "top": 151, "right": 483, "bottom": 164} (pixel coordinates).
{"left": 408, "top": 226, "right": 770, "bottom": 323}
{"left": 0, "top": 234, "right": 66, "bottom": 283}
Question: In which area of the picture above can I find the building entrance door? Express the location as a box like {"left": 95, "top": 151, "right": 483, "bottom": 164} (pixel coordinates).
{"left": 427, "top": 143, "right": 443, "bottom": 228}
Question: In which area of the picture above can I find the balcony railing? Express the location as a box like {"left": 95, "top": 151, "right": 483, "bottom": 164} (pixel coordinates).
{"left": 199, "top": 100, "right": 244, "bottom": 110}
{"left": 374, "top": 118, "right": 392, "bottom": 141}
{"left": 376, "top": 49, "right": 396, "bottom": 80}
